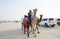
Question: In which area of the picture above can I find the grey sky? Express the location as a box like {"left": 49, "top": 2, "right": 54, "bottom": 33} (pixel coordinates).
{"left": 0, "top": 0, "right": 60, "bottom": 21}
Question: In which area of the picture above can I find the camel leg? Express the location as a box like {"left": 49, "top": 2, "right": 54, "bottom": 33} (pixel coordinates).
{"left": 27, "top": 26, "right": 29, "bottom": 37}
{"left": 36, "top": 25, "right": 40, "bottom": 34}
{"left": 32, "top": 24, "right": 37, "bottom": 37}
{"left": 31, "top": 26, "right": 33, "bottom": 32}
{"left": 29, "top": 24, "right": 33, "bottom": 33}
{"left": 22, "top": 25, "right": 24, "bottom": 30}
{"left": 30, "top": 23, "right": 34, "bottom": 34}
{"left": 24, "top": 27, "right": 26, "bottom": 34}
{"left": 29, "top": 25, "right": 32, "bottom": 33}
{"left": 34, "top": 24, "right": 37, "bottom": 37}
{"left": 21, "top": 23, "right": 24, "bottom": 31}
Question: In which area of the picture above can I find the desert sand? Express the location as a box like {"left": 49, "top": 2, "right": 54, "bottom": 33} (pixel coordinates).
{"left": 0, "top": 22, "right": 60, "bottom": 39}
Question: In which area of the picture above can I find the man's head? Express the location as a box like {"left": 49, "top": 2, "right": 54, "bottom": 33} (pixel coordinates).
{"left": 29, "top": 9, "right": 32, "bottom": 13}
{"left": 24, "top": 15, "right": 28, "bottom": 18}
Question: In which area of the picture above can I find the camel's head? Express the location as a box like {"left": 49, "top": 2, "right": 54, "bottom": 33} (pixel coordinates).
{"left": 40, "top": 14, "right": 43, "bottom": 17}
{"left": 39, "top": 14, "right": 43, "bottom": 22}
{"left": 33, "top": 8, "right": 37, "bottom": 14}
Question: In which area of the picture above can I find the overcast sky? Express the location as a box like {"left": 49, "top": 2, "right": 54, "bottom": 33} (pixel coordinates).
{"left": 0, "top": 0, "right": 60, "bottom": 21}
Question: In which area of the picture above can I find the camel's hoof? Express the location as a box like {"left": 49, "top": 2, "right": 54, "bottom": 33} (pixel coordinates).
{"left": 38, "top": 31, "right": 40, "bottom": 34}
{"left": 24, "top": 32, "right": 26, "bottom": 34}
{"left": 32, "top": 32, "right": 34, "bottom": 34}
{"left": 27, "top": 35, "right": 29, "bottom": 37}
{"left": 34, "top": 35, "right": 37, "bottom": 37}
{"left": 27, "top": 34, "right": 29, "bottom": 37}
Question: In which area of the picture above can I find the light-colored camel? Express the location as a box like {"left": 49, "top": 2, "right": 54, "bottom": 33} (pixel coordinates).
{"left": 32, "top": 8, "right": 43, "bottom": 37}
{"left": 31, "top": 8, "right": 38, "bottom": 37}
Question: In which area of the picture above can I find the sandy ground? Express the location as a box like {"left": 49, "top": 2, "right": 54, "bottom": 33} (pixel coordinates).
{"left": 0, "top": 22, "right": 60, "bottom": 39}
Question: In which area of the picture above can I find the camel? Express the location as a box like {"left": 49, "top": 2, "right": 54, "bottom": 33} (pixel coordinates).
{"left": 31, "top": 8, "right": 43, "bottom": 37}
{"left": 36, "top": 15, "right": 43, "bottom": 33}
{"left": 22, "top": 15, "right": 32, "bottom": 37}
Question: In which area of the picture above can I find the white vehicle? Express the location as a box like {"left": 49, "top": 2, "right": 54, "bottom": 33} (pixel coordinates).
{"left": 40, "top": 18, "right": 56, "bottom": 27}
{"left": 56, "top": 18, "right": 60, "bottom": 26}
{"left": 39, "top": 18, "right": 48, "bottom": 27}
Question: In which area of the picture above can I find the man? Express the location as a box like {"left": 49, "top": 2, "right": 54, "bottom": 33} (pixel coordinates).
{"left": 28, "top": 10, "right": 33, "bottom": 25}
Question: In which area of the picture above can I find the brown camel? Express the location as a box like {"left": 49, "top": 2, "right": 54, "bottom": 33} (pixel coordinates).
{"left": 36, "top": 15, "right": 43, "bottom": 33}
